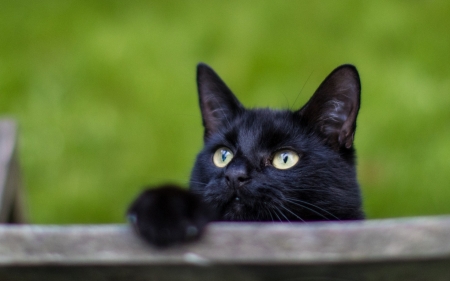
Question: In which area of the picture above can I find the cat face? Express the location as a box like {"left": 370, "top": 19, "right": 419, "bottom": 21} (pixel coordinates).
{"left": 190, "top": 64, "right": 364, "bottom": 222}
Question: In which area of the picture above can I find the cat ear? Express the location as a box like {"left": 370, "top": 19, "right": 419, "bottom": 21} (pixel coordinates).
{"left": 298, "top": 65, "right": 361, "bottom": 150}
{"left": 197, "top": 63, "right": 244, "bottom": 140}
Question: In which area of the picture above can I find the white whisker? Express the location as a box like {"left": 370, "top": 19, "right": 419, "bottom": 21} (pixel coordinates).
{"left": 285, "top": 198, "right": 340, "bottom": 220}
{"left": 278, "top": 203, "right": 305, "bottom": 222}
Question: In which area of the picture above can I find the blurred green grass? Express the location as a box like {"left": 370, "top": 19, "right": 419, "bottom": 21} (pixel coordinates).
{"left": 1, "top": 1, "right": 450, "bottom": 223}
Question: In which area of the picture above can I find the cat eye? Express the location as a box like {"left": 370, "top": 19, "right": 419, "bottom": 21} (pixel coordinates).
{"left": 213, "top": 147, "right": 234, "bottom": 168}
{"left": 272, "top": 150, "right": 299, "bottom": 170}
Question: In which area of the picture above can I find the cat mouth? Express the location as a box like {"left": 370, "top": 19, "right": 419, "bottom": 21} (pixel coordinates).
{"left": 230, "top": 193, "right": 244, "bottom": 205}
{"left": 220, "top": 194, "right": 244, "bottom": 214}
{"left": 226, "top": 195, "right": 243, "bottom": 206}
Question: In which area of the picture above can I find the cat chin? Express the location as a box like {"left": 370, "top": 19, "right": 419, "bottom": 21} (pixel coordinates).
{"left": 218, "top": 197, "right": 252, "bottom": 221}
{"left": 219, "top": 199, "right": 272, "bottom": 221}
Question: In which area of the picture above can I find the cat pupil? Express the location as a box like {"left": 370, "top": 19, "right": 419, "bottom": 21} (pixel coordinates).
{"left": 221, "top": 150, "right": 227, "bottom": 162}
{"left": 283, "top": 154, "right": 288, "bottom": 163}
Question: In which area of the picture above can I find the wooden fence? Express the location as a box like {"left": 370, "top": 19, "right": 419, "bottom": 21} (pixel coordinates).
{"left": 1, "top": 118, "right": 449, "bottom": 281}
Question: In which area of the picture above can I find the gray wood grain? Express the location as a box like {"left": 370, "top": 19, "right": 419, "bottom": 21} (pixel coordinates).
{"left": 1, "top": 217, "right": 450, "bottom": 280}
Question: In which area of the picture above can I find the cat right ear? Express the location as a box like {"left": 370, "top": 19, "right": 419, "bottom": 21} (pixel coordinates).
{"left": 298, "top": 65, "right": 361, "bottom": 151}
{"left": 197, "top": 63, "right": 244, "bottom": 141}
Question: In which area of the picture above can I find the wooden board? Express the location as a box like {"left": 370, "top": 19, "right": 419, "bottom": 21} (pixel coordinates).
{"left": 1, "top": 217, "right": 450, "bottom": 280}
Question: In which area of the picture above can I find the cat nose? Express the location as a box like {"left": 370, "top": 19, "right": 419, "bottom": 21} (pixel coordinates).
{"left": 225, "top": 165, "right": 250, "bottom": 188}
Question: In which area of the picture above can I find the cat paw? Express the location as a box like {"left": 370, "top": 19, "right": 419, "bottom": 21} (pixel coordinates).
{"left": 127, "top": 185, "right": 212, "bottom": 247}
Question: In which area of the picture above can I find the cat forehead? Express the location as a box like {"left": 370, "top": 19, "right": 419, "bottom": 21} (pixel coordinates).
{"left": 227, "top": 108, "right": 303, "bottom": 150}
{"left": 239, "top": 108, "right": 297, "bottom": 129}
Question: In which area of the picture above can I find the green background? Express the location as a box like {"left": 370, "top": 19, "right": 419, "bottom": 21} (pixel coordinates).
{"left": 1, "top": 1, "right": 450, "bottom": 223}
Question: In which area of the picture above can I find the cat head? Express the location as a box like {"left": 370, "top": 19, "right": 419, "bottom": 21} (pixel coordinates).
{"left": 190, "top": 64, "right": 364, "bottom": 221}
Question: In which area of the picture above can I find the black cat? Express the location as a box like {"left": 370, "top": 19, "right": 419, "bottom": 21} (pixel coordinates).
{"left": 128, "top": 63, "right": 364, "bottom": 247}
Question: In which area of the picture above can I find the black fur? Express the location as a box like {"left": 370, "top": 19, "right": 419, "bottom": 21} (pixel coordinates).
{"left": 127, "top": 185, "right": 212, "bottom": 247}
{"left": 128, "top": 63, "right": 364, "bottom": 246}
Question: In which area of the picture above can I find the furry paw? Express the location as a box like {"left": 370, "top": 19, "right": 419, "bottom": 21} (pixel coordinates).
{"left": 127, "top": 185, "right": 212, "bottom": 247}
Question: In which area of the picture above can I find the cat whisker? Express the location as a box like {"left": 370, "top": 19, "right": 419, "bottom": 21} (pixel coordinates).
{"left": 290, "top": 71, "right": 313, "bottom": 110}
{"left": 289, "top": 198, "right": 341, "bottom": 220}
{"left": 285, "top": 199, "right": 330, "bottom": 221}
{"left": 273, "top": 205, "right": 291, "bottom": 223}
{"left": 261, "top": 204, "right": 275, "bottom": 222}
{"left": 188, "top": 180, "right": 208, "bottom": 186}
{"left": 188, "top": 189, "right": 204, "bottom": 195}
{"left": 285, "top": 198, "right": 340, "bottom": 221}
{"left": 267, "top": 209, "right": 275, "bottom": 222}
{"left": 271, "top": 207, "right": 284, "bottom": 222}
{"left": 278, "top": 203, "right": 305, "bottom": 222}
{"left": 255, "top": 205, "right": 262, "bottom": 220}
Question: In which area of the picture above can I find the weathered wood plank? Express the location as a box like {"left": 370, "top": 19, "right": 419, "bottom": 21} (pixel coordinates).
{"left": 1, "top": 216, "right": 450, "bottom": 280}
{"left": 0, "top": 119, "right": 25, "bottom": 223}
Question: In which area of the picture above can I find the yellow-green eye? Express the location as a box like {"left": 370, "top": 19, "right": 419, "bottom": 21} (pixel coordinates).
{"left": 213, "top": 147, "right": 234, "bottom": 168}
{"left": 272, "top": 150, "right": 299, "bottom": 170}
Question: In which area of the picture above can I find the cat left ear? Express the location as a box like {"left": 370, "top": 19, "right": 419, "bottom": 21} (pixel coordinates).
{"left": 197, "top": 63, "right": 244, "bottom": 141}
{"left": 298, "top": 65, "right": 361, "bottom": 150}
